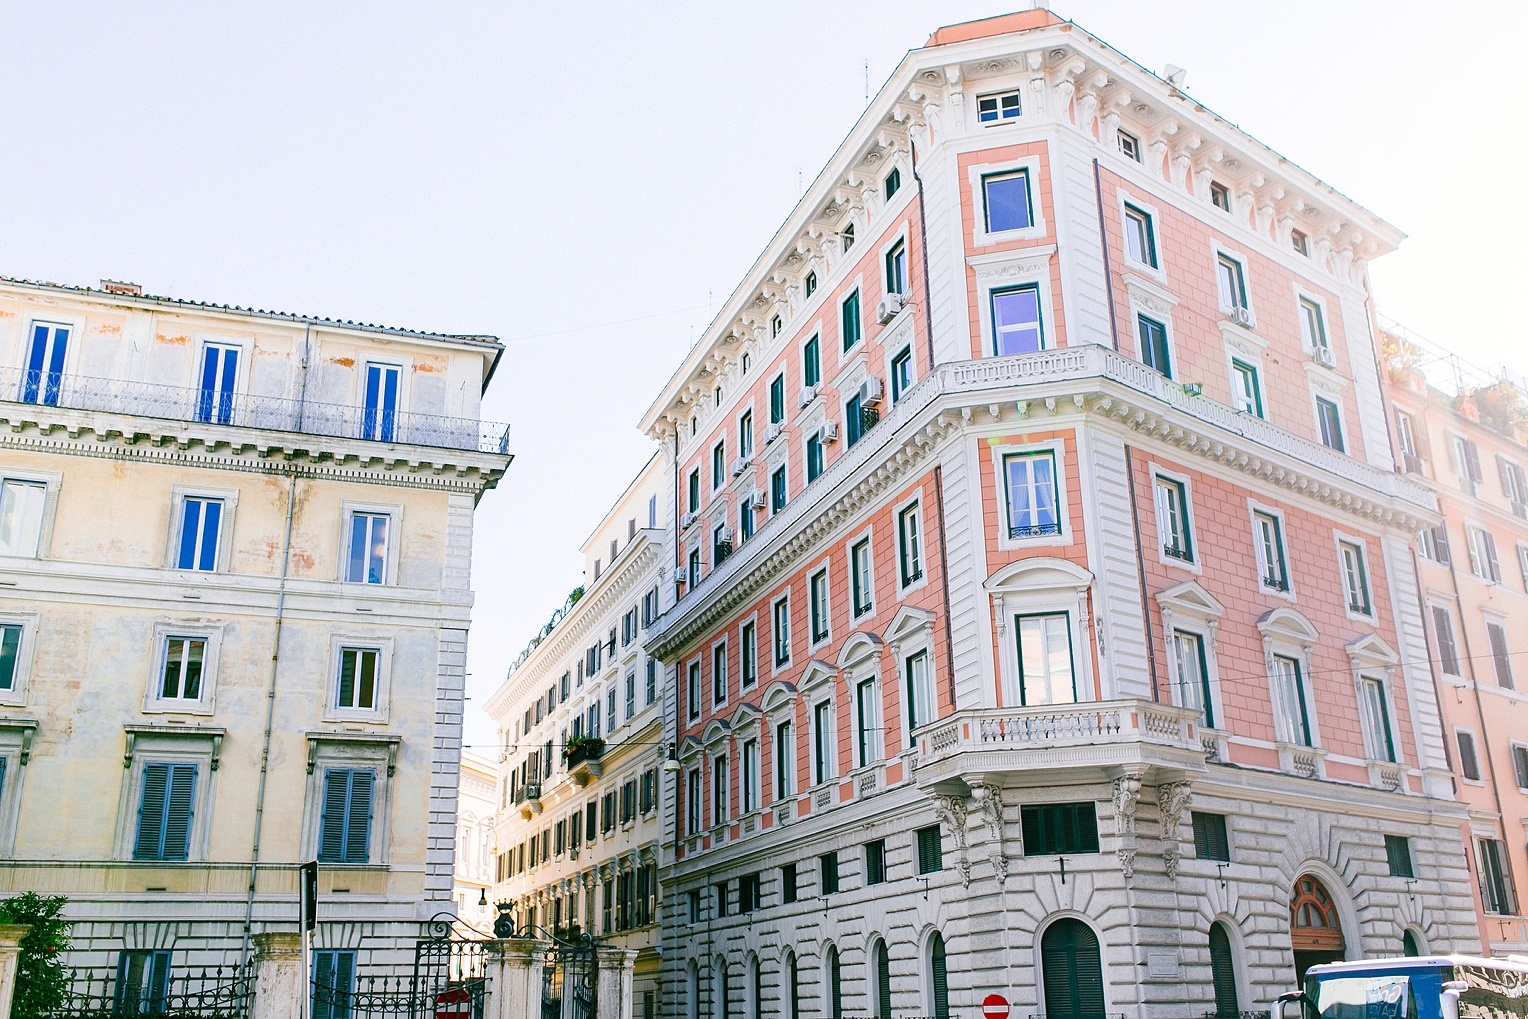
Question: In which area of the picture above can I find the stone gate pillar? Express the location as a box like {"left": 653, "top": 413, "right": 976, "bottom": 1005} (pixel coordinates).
{"left": 249, "top": 932, "right": 304, "bottom": 1019}
{"left": 483, "top": 938, "right": 550, "bottom": 1019}
{"left": 594, "top": 946, "right": 638, "bottom": 1019}
{"left": 0, "top": 924, "right": 29, "bottom": 1019}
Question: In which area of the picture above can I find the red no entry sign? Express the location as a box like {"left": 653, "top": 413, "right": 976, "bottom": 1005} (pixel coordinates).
{"left": 983, "top": 993, "right": 1011, "bottom": 1019}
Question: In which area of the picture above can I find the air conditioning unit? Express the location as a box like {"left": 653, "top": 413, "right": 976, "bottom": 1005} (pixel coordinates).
{"left": 717, "top": 526, "right": 735, "bottom": 544}
{"left": 1228, "top": 306, "right": 1255, "bottom": 329}
{"left": 730, "top": 456, "right": 753, "bottom": 477}
{"left": 764, "top": 422, "right": 784, "bottom": 445}
{"left": 1311, "top": 346, "right": 1335, "bottom": 368}
{"left": 679, "top": 511, "right": 697, "bottom": 530}
{"left": 817, "top": 420, "right": 840, "bottom": 444}
{"left": 798, "top": 384, "right": 821, "bottom": 408}
{"left": 876, "top": 292, "right": 905, "bottom": 324}
{"left": 857, "top": 375, "right": 884, "bottom": 407}
{"left": 749, "top": 489, "right": 768, "bottom": 511}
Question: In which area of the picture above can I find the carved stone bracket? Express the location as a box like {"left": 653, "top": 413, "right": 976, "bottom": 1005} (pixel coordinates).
{"left": 970, "top": 782, "right": 1008, "bottom": 883}
{"left": 1156, "top": 781, "right": 1194, "bottom": 881}
{"left": 933, "top": 795, "right": 972, "bottom": 888}
{"left": 1112, "top": 769, "right": 1145, "bottom": 879}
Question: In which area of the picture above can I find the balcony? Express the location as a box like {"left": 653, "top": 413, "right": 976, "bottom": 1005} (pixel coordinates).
{"left": 513, "top": 783, "right": 542, "bottom": 819}
{"left": 915, "top": 699, "right": 1206, "bottom": 793}
{"left": 563, "top": 738, "right": 605, "bottom": 787}
{"left": 0, "top": 365, "right": 511, "bottom": 454}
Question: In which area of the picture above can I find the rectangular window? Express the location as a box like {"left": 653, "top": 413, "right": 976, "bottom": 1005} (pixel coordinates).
{"left": 810, "top": 569, "right": 829, "bottom": 644}
{"left": 1004, "top": 450, "right": 1060, "bottom": 538}
{"left": 771, "top": 465, "right": 787, "bottom": 513}
{"left": 885, "top": 240, "right": 907, "bottom": 296}
{"left": 1117, "top": 130, "right": 1141, "bottom": 161}
{"left": 1457, "top": 730, "right": 1481, "bottom": 781}
{"left": 1299, "top": 298, "right": 1328, "bottom": 350}
{"left": 884, "top": 167, "right": 901, "bottom": 200}
{"left": 1478, "top": 839, "right": 1518, "bottom": 915}
{"left": 742, "top": 739, "right": 758, "bottom": 814}
{"left": 770, "top": 375, "right": 786, "bottom": 425}
{"left": 1015, "top": 613, "right": 1075, "bottom": 706}
{"left": 864, "top": 839, "right": 886, "bottom": 885}
{"left": 1339, "top": 541, "right": 1372, "bottom": 615}
{"left": 1432, "top": 606, "right": 1462, "bottom": 675}
{"left": 116, "top": 950, "right": 170, "bottom": 1014}
{"left": 841, "top": 290, "right": 862, "bottom": 351}
{"left": 803, "top": 336, "right": 821, "bottom": 389}
{"left": 891, "top": 346, "right": 913, "bottom": 403}
{"left": 845, "top": 395, "right": 865, "bottom": 448}
{"left": 1123, "top": 205, "right": 1157, "bottom": 268}
{"left": 1253, "top": 511, "right": 1289, "bottom": 591}
{"left": 606, "top": 687, "right": 617, "bottom": 733}
{"left": 159, "top": 636, "right": 206, "bottom": 702}
{"left": 805, "top": 272, "right": 817, "bottom": 299}
{"left": 781, "top": 861, "right": 799, "bottom": 904}
{"left": 739, "top": 873, "right": 760, "bottom": 913}
{"left": 687, "top": 547, "right": 701, "bottom": 588}
{"left": 905, "top": 650, "right": 933, "bottom": 733}
{"left": 820, "top": 850, "right": 840, "bottom": 895}
{"left": 1513, "top": 744, "right": 1528, "bottom": 789}
{"left": 1210, "top": 182, "right": 1231, "bottom": 212}
{"left": 686, "top": 769, "right": 701, "bottom": 835}
{"left": 1155, "top": 477, "right": 1193, "bottom": 562}
{"left": 0, "top": 479, "right": 47, "bottom": 557}
{"left": 1172, "top": 630, "right": 1214, "bottom": 729}
{"left": 841, "top": 224, "right": 854, "bottom": 251}
{"left": 1487, "top": 621, "right": 1515, "bottom": 690}
{"left": 983, "top": 171, "right": 1033, "bottom": 232}
{"left": 898, "top": 503, "right": 923, "bottom": 585}
{"left": 625, "top": 671, "right": 637, "bottom": 718}
{"left": 318, "top": 768, "right": 373, "bottom": 863}
{"left": 1385, "top": 835, "right": 1414, "bottom": 879}
{"left": 813, "top": 701, "right": 832, "bottom": 785}
{"left": 773, "top": 598, "right": 791, "bottom": 666}
{"left": 1217, "top": 255, "right": 1248, "bottom": 311}
{"left": 1271, "top": 655, "right": 1312, "bottom": 747}
{"left": 712, "top": 755, "right": 729, "bottom": 826}
{"left": 687, "top": 661, "right": 701, "bottom": 721}
{"left": 734, "top": 412, "right": 753, "bottom": 462}
{"left": 775, "top": 720, "right": 794, "bottom": 799}
{"left": 311, "top": 951, "right": 356, "bottom": 1019}
{"left": 739, "top": 622, "right": 757, "bottom": 689}
{"left": 687, "top": 469, "right": 700, "bottom": 513}
{"left": 712, "top": 523, "right": 730, "bottom": 566}
{"left": 1231, "top": 359, "right": 1264, "bottom": 417}
{"left": 196, "top": 343, "right": 240, "bottom": 425}
{"left": 0, "top": 624, "right": 21, "bottom": 691}
{"left": 712, "top": 441, "right": 726, "bottom": 490}
{"left": 645, "top": 659, "right": 658, "bottom": 705}
{"left": 345, "top": 511, "right": 390, "bottom": 585}
{"left": 1500, "top": 456, "right": 1528, "bottom": 512}
{"left": 1358, "top": 677, "right": 1396, "bottom": 762}
{"left": 1292, "top": 230, "right": 1309, "bottom": 256}
{"left": 806, "top": 433, "right": 824, "bottom": 483}
{"left": 977, "top": 90, "right": 1021, "bottom": 124}
{"left": 856, "top": 677, "right": 881, "bottom": 767}
{"left": 851, "top": 539, "right": 873, "bottom": 616}
{"left": 133, "top": 762, "right": 197, "bottom": 861}
{"left": 1137, "top": 315, "right": 1171, "bottom": 378}
{"left": 991, "top": 285, "right": 1043, "bottom": 356}
{"left": 741, "top": 498, "right": 756, "bottom": 541}
{"left": 1316, "top": 398, "right": 1345, "bottom": 453}
{"left": 712, "top": 643, "right": 728, "bottom": 707}
{"left": 177, "top": 497, "right": 224, "bottom": 573}
{"left": 713, "top": 881, "right": 728, "bottom": 918}
{"left": 361, "top": 363, "right": 401, "bottom": 442}
{"left": 1468, "top": 526, "right": 1502, "bottom": 583}
{"left": 1020, "top": 803, "right": 1100, "bottom": 856}
{"left": 1452, "top": 435, "right": 1483, "bottom": 496}
{"left": 916, "top": 825, "right": 943, "bottom": 874}
{"left": 1191, "top": 812, "right": 1231, "bottom": 862}
{"left": 336, "top": 647, "right": 379, "bottom": 711}
{"left": 21, "top": 322, "right": 70, "bottom": 406}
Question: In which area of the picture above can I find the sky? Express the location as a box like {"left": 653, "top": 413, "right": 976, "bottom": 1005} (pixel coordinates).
{"left": 1, "top": 0, "right": 1522, "bottom": 755}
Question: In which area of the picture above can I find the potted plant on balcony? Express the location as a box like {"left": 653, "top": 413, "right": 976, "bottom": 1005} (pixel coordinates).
{"left": 562, "top": 735, "right": 606, "bottom": 768}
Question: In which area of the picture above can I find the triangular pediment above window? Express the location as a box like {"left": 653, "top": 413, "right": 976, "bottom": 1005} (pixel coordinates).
{"left": 799, "top": 659, "right": 839, "bottom": 695}
{"left": 701, "top": 719, "right": 732, "bottom": 747}
{"left": 1256, "top": 606, "right": 1319, "bottom": 643}
{"left": 1346, "top": 633, "right": 1398, "bottom": 666}
{"left": 837, "top": 631, "right": 884, "bottom": 670}
{"left": 678, "top": 735, "right": 703, "bottom": 760}
{"left": 883, "top": 605, "right": 936, "bottom": 645}
{"left": 760, "top": 680, "right": 799, "bottom": 714}
{"left": 1156, "top": 580, "right": 1226, "bottom": 620}
{"left": 983, "top": 556, "right": 1093, "bottom": 595}
{"left": 728, "top": 703, "right": 763, "bottom": 732}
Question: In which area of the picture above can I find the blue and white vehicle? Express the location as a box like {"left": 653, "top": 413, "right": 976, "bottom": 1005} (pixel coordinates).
{"left": 1277, "top": 956, "right": 1528, "bottom": 1019}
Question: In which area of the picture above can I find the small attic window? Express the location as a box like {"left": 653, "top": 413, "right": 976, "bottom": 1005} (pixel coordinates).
{"left": 1291, "top": 230, "right": 1309, "bottom": 257}
{"left": 1117, "top": 130, "right": 1141, "bottom": 162}
{"left": 841, "top": 224, "right": 855, "bottom": 251}
{"left": 1210, "top": 182, "right": 1231, "bottom": 213}
{"left": 805, "top": 272, "right": 818, "bottom": 298}
{"left": 977, "top": 90, "right": 1022, "bottom": 124}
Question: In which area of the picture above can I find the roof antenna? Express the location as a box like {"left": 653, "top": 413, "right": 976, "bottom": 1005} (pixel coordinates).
{"left": 1164, "top": 64, "right": 1189, "bottom": 90}
{"left": 864, "top": 59, "right": 870, "bottom": 104}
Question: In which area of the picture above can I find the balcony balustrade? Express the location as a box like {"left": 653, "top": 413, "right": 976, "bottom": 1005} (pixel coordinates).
{"left": 0, "top": 364, "right": 511, "bottom": 454}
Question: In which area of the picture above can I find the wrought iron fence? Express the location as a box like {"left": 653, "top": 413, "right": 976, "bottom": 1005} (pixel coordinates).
{"left": 31, "top": 963, "right": 253, "bottom": 1019}
{"left": 0, "top": 365, "right": 511, "bottom": 455}
{"left": 311, "top": 918, "right": 490, "bottom": 1019}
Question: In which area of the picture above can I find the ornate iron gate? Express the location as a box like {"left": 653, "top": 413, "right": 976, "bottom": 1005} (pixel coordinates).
{"left": 312, "top": 915, "right": 487, "bottom": 1019}
{"left": 540, "top": 933, "right": 597, "bottom": 1019}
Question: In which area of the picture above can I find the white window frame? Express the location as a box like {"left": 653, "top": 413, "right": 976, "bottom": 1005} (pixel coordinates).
{"left": 166, "top": 484, "right": 239, "bottom": 573}
{"left": 992, "top": 438, "right": 1071, "bottom": 551}
{"left": 839, "top": 275, "right": 866, "bottom": 353}
{"left": 1150, "top": 464, "right": 1199, "bottom": 573}
{"left": 1294, "top": 288, "right": 1333, "bottom": 354}
{"left": 1355, "top": 673, "right": 1399, "bottom": 765}
{"left": 894, "top": 491, "right": 927, "bottom": 596}
{"left": 771, "top": 592, "right": 793, "bottom": 675}
{"left": 1311, "top": 390, "right": 1349, "bottom": 454}
{"left": 969, "top": 245, "right": 1059, "bottom": 358}
{"left": 974, "top": 88, "right": 1023, "bottom": 126}
{"left": 854, "top": 674, "right": 883, "bottom": 769}
{"left": 849, "top": 527, "right": 876, "bottom": 620}
{"left": 1517, "top": 543, "right": 1528, "bottom": 594}
{"left": 810, "top": 697, "right": 837, "bottom": 787}
{"left": 739, "top": 613, "right": 759, "bottom": 690}
{"left": 1332, "top": 532, "right": 1376, "bottom": 621}
{"left": 967, "top": 155, "right": 1049, "bottom": 247}
{"left": 1248, "top": 501, "right": 1295, "bottom": 600}
{"left": 323, "top": 635, "right": 395, "bottom": 723}
{"left": 300, "top": 736, "right": 397, "bottom": 865}
{"left": 1464, "top": 520, "right": 1502, "bottom": 583}
{"left": 0, "top": 468, "right": 62, "bottom": 560}
{"left": 1116, "top": 192, "right": 1164, "bottom": 279}
{"left": 807, "top": 560, "right": 833, "bottom": 652}
{"left": 340, "top": 501, "right": 403, "bottom": 587}
{"left": 879, "top": 229, "right": 910, "bottom": 299}
{"left": 1212, "top": 244, "right": 1254, "bottom": 324}
{"left": 1258, "top": 610, "right": 1323, "bottom": 760}
{"left": 1454, "top": 727, "right": 1483, "bottom": 784}
{"left": 143, "top": 622, "right": 225, "bottom": 716}
{"left": 710, "top": 637, "right": 729, "bottom": 710}
{"left": 114, "top": 732, "right": 220, "bottom": 862}
{"left": 984, "top": 558, "right": 1095, "bottom": 710}
{"left": 686, "top": 658, "right": 702, "bottom": 721}
{"left": 736, "top": 402, "right": 756, "bottom": 461}
{"left": 741, "top": 737, "right": 760, "bottom": 815}
{"left": 1156, "top": 580, "right": 1227, "bottom": 734}
{"left": 0, "top": 611, "right": 40, "bottom": 708}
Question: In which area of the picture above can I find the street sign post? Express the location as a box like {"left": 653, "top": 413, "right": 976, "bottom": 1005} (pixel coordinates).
{"left": 983, "top": 993, "right": 1012, "bottom": 1019}
{"left": 300, "top": 862, "right": 318, "bottom": 1019}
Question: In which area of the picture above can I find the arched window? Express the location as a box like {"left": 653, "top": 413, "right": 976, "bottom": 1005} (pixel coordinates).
{"left": 1040, "top": 919, "right": 1106, "bottom": 1019}
{"left": 929, "top": 932, "right": 950, "bottom": 1019}
{"left": 826, "top": 945, "right": 842, "bottom": 1019}
{"left": 786, "top": 951, "right": 799, "bottom": 1019}
{"left": 745, "top": 954, "right": 760, "bottom": 1018}
{"left": 687, "top": 961, "right": 700, "bottom": 1019}
{"left": 872, "top": 939, "right": 892, "bottom": 1019}
{"left": 714, "top": 961, "right": 729, "bottom": 1019}
{"left": 1208, "top": 922, "right": 1240, "bottom": 1018}
{"left": 1402, "top": 930, "right": 1421, "bottom": 958}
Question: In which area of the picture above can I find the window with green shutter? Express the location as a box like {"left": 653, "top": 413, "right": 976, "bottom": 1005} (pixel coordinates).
{"left": 319, "top": 769, "right": 374, "bottom": 863}
{"left": 828, "top": 944, "right": 843, "bottom": 1019}
{"left": 930, "top": 931, "right": 949, "bottom": 1019}
{"left": 1192, "top": 811, "right": 1231, "bottom": 862}
{"left": 1208, "top": 922, "right": 1240, "bottom": 1018}
{"left": 115, "top": 951, "right": 170, "bottom": 1014}
{"left": 820, "top": 851, "right": 839, "bottom": 894}
{"left": 917, "top": 825, "right": 943, "bottom": 874}
{"left": 1385, "top": 835, "right": 1414, "bottom": 878}
{"left": 312, "top": 950, "right": 356, "bottom": 1019}
{"left": 133, "top": 763, "right": 197, "bottom": 861}
{"left": 1021, "top": 802, "right": 1099, "bottom": 856}
{"left": 874, "top": 939, "right": 892, "bottom": 1019}
{"left": 1040, "top": 919, "right": 1104, "bottom": 1019}
{"left": 865, "top": 839, "right": 886, "bottom": 885}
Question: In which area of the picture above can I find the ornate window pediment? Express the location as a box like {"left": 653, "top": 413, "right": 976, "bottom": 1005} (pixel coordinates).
{"left": 983, "top": 556, "right": 1093, "bottom": 595}
{"left": 1346, "top": 633, "right": 1397, "bottom": 667}
{"left": 1156, "top": 580, "right": 1224, "bottom": 622}
{"left": 678, "top": 735, "right": 704, "bottom": 762}
{"left": 701, "top": 719, "right": 732, "bottom": 748}
{"left": 798, "top": 659, "right": 839, "bottom": 697}
{"left": 760, "top": 680, "right": 798, "bottom": 716}
{"left": 883, "top": 605, "right": 935, "bottom": 647}
{"left": 728, "top": 703, "right": 763, "bottom": 734}
{"left": 836, "top": 632, "right": 884, "bottom": 671}
{"left": 1257, "top": 606, "right": 1319, "bottom": 644}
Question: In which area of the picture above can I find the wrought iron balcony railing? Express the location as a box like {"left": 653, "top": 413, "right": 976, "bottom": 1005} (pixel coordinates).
{"left": 0, "top": 364, "right": 511, "bottom": 455}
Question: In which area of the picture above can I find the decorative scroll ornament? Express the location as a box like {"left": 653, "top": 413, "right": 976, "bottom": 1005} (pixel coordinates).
{"left": 971, "top": 782, "right": 1009, "bottom": 883}
{"left": 1156, "top": 781, "right": 1194, "bottom": 881}
{"left": 1113, "top": 771, "right": 1144, "bottom": 879}
{"left": 933, "top": 795, "right": 973, "bottom": 888}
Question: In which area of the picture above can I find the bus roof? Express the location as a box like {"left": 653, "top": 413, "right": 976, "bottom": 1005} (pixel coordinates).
{"left": 1308, "top": 956, "right": 1528, "bottom": 977}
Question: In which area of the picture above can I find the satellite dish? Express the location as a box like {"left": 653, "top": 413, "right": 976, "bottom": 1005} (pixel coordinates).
{"left": 1164, "top": 65, "right": 1188, "bottom": 89}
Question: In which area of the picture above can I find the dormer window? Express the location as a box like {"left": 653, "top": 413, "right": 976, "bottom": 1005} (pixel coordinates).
{"left": 841, "top": 224, "right": 855, "bottom": 251}
{"left": 1210, "top": 182, "right": 1231, "bottom": 213}
{"left": 884, "top": 167, "right": 901, "bottom": 200}
{"left": 771, "top": 315, "right": 782, "bottom": 338}
{"left": 1117, "top": 130, "right": 1141, "bottom": 162}
{"left": 805, "top": 272, "right": 817, "bottom": 298}
{"left": 977, "top": 90, "right": 1021, "bottom": 124}
{"left": 1291, "top": 230, "right": 1309, "bottom": 257}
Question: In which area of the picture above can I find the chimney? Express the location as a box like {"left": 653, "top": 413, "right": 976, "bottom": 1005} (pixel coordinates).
{"left": 100, "top": 280, "right": 143, "bottom": 297}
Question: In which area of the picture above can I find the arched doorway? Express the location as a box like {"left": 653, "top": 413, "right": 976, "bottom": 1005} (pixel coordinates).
{"left": 1290, "top": 875, "right": 1346, "bottom": 983}
{"left": 1041, "top": 919, "right": 1107, "bottom": 1019}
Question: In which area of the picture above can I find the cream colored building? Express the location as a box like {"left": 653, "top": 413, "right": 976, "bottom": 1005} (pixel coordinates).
{"left": 454, "top": 750, "right": 498, "bottom": 932}
{"left": 0, "top": 277, "right": 509, "bottom": 983}
{"left": 484, "top": 454, "right": 668, "bottom": 1017}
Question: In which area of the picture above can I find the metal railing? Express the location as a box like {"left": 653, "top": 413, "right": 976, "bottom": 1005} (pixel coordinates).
{"left": 0, "top": 365, "right": 510, "bottom": 455}
{"left": 40, "top": 963, "right": 253, "bottom": 1018}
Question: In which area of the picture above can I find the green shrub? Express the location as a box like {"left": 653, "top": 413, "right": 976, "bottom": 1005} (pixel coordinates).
{"left": 0, "top": 893, "right": 72, "bottom": 1017}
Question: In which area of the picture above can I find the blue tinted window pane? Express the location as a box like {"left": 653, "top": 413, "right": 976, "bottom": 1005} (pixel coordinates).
{"left": 178, "top": 501, "right": 203, "bottom": 569}
{"left": 0, "top": 625, "right": 20, "bottom": 690}
{"left": 992, "top": 288, "right": 1043, "bottom": 356}
{"left": 984, "top": 174, "right": 1032, "bottom": 233}
{"left": 198, "top": 500, "right": 221, "bottom": 571}
{"left": 348, "top": 513, "right": 369, "bottom": 582}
